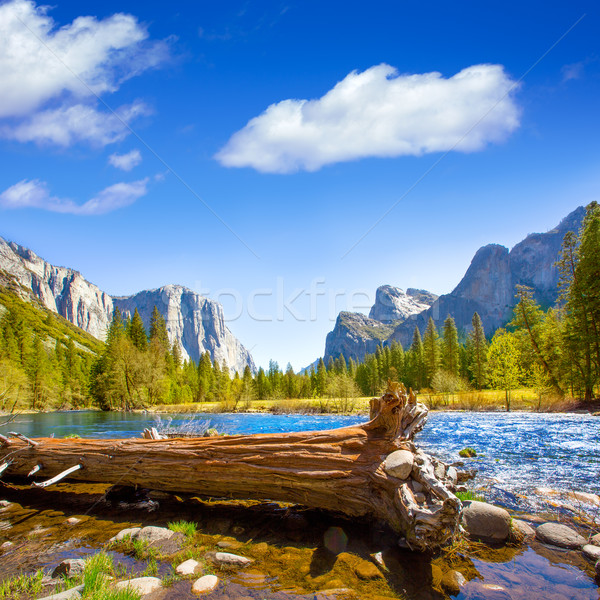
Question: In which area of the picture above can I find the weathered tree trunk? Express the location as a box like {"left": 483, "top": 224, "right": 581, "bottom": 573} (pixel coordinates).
{"left": 0, "top": 383, "right": 461, "bottom": 550}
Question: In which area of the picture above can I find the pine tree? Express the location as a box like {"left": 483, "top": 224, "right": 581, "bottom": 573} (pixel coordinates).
{"left": 149, "top": 306, "right": 169, "bottom": 352}
{"left": 557, "top": 201, "right": 600, "bottom": 400}
{"left": 423, "top": 318, "right": 440, "bottom": 386}
{"left": 407, "top": 326, "right": 424, "bottom": 389}
{"left": 127, "top": 308, "right": 148, "bottom": 351}
{"left": 441, "top": 316, "right": 459, "bottom": 377}
{"left": 466, "top": 312, "right": 487, "bottom": 389}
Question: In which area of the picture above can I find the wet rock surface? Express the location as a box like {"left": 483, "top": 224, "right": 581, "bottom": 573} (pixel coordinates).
{"left": 535, "top": 522, "right": 586, "bottom": 549}
{"left": 461, "top": 501, "right": 512, "bottom": 542}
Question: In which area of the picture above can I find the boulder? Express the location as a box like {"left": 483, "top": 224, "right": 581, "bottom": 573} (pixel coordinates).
{"left": 535, "top": 522, "right": 586, "bottom": 549}
{"left": 191, "top": 575, "right": 219, "bottom": 594}
{"left": 582, "top": 545, "right": 600, "bottom": 561}
{"left": 383, "top": 450, "right": 414, "bottom": 480}
{"left": 446, "top": 466, "right": 458, "bottom": 486}
{"left": 115, "top": 577, "right": 163, "bottom": 596}
{"left": 175, "top": 559, "right": 202, "bottom": 576}
{"left": 461, "top": 501, "right": 511, "bottom": 542}
{"left": 109, "top": 527, "right": 141, "bottom": 543}
{"left": 51, "top": 559, "right": 86, "bottom": 579}
{"left": 36, "top": 584, "right": 84, "bottom": 600}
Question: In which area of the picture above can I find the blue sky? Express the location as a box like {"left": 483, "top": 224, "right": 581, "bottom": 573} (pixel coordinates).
{"left": 0, "top": 0, "right": 599, "bottom": 370}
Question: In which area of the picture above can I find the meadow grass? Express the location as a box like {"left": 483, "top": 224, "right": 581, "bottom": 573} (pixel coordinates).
{"left": 167, "top": 520, "right": 197, "bottom": 537}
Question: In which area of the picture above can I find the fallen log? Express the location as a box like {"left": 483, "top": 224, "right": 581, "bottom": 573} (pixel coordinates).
{"left": 0, "top": 382, "right": 461, "bottom": 550}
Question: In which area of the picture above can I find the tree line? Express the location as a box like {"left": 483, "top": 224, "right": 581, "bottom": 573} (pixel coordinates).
{"left": 0, "top": 202, "right": 598, "bottom": 411}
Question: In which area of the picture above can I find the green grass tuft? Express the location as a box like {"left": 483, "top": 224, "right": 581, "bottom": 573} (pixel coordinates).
{"left": 455, "top": 490, "right": 484, "bottom": 502}
{"left": 167, "top": 520, "right": 197, "bottom": 537}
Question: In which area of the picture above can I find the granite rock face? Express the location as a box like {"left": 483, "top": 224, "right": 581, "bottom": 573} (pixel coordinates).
{"left": 368, "top": 285, "right": 437, "bottom": 324}
{"left": 0, "top": 237, "right": 255, "bottom": 373}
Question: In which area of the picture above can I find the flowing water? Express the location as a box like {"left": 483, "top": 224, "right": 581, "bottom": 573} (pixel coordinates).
{"left": 0, "top": 410, "right": 599, "bottom": 600}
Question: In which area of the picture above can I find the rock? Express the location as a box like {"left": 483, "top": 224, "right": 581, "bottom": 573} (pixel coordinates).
{"left": 314, "top": 588, "right": 356, "bottom": 599}
{"left": 1, "top": 541, "right": 13, "bottom": 549}
{"left": 582, "top": 545, "right": 600, "bottom": 561}
{"left": 148, "top": 531, "right": 185, "bottom": 556}
{"left": 459, "top": 448, "right": 477, "bottom": 458}
{"left": 456, "top": 468, "right": 478, "bottom": 483}
{"left": 64, "top": 518, "right": 81, "bottom": 526}
{"left": 51, "top": 559, "right": 86, "bottom": 579}
{"left": 383, "top": 450, "right": 414, "bottom": 480}
{"left": 109, "top": 527, "right": 141, "bottom": 542}
{"left": 431, "top": 565, "right": 443, "bottom": 588}
{"left": 446, "top": 466, "right": 458, "bottom": 485}
{"left": 353, "top": 560, "right": 381, "bottom": 580}
{"left": 464, "top": 583, "right": 512, "bottom": 600}
{"left": 0, "top": 501, "right": 11, "bottom": 508}
{"left": 511, "top": 519, "right": 535, "bottom": 540}
{"left": 441, "top": 570, "right": 466, "bottom": 596}
{"left": 461, "top": 501, "right": 511, "bottom": 542}
{"left": 191, "top": 575, "right": 219, "bottom": 594}
{"left": 535, "top": 522, "right": 586, "bottom": 549}
{"left": 0, "top": 237, "right": 255, "bottom": 373}
{"left": 369, "top": 285, "right": 436, "bottom": 324}
{"left": 567, "top": 491, "right": 600, "bottom": 506}
{"left": 216, "top": 540, "right": 242, "bottom": 550}
{"left": 36, "top": 584, "right": 84, "bottom": 600}
{"left": 136, "top": 526, "right": 174, "bottom": 544}
{"left": 596, "top": 559, "right": 600, "bottom": 578}
{"left": 115, "top": 577, "right": 163, "bottom": 596}
{"left": 251, "top": 542, "right": 269, "bottom": 556}
{"left": 210, "top": 552, "right": 253, "bottom": 567}
{"left": 175, "top": 559, "right": 202, "bottom": 576}
{"left": 591, "top": 533, "right": 600, "bottom": 546}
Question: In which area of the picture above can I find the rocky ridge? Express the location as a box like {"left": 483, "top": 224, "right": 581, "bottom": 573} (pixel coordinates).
{"left": 0, "top": 237, "right": 255, "bottom": 373}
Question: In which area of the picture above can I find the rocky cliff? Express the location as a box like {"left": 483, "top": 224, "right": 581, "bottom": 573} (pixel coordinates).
{"left": 324, "top": 286, "right": 437, "bottom": 362}
{"left": 0, "top": 237, "right": 255, "bottom": 373}
{"left": 323, "top": 206, "right": 585, "bottom": 359}
{"left": 388, "top": 206, "right": 585, "bottom": 347}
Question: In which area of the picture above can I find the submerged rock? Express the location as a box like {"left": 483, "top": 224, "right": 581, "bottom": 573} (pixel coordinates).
{"left": 51, "top": 559, "right": 86, "bottom": 579}
{"left": 208, "top": 551, "right": 253, "bottom": 567}
{"left": 441, "top": 570, "right": 466, "bottom": 596}
{"left": 353, "top": 559, "right": 381, "bottom": 580}
{"left": 461, "top": 501, "right": 511, "bottom": 542}
{"left": 192, "top": 574, "right": 219, "bottom": 594}
{"left": 535, "top": 522, "right": 586, "bottom": 549}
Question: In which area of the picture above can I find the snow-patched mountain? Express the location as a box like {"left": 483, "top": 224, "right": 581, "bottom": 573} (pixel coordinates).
{"left": 0, "top": 237, "right": 255, "bottom": 373}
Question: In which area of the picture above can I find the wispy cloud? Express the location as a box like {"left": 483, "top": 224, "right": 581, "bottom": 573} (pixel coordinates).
{"left": 0, "top": 0, "right": 169, "bottom": 146}
{"left": 108, "top": 149, "right": 143, "bottom": 171}
{"left": 561, "top": 62, "right": 584, "bottom": 82}
{"left": 216, "top": 63, "right": 521, "bottom": 173}
{"left": 0, "top": 178, "right": 150, "bottom": 215}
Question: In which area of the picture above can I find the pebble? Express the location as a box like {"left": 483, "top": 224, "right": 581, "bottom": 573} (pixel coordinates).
{"left": 535, "top": 522, "right": 586, "bottom": 549}
{"left": 216, "top": 540, "right": 242, "bottom": 549}
{"left": 383, "top": 450, "right": 414, "bottom": 479}
{"left": 191, "top": 574, "right": 219, "bottom": 594}
{"left": 175, "top": 559, "right": 201, "bottom": 576}
{"left": 109, "top": 527, "right": 141, "bottom": 543}
{"left": 64, "top": 518, "right": 81, "bottom": 526}
{"left": 115, "top": 577, "right": 163, "bottom": 596}
{"left": 210, "top": 551, "right": 253, "bottom": 567}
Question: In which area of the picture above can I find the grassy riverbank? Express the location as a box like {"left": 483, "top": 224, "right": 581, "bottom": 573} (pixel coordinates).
{"left": 147, "top": 388, "right": 594, "bottom": 415}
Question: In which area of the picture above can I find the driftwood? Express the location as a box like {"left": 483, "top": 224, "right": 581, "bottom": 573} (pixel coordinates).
{"left": 0, "top": 383, "right": 461, "bottom": 550}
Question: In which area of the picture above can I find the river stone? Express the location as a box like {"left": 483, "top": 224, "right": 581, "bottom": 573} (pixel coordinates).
{"left": 592, "top": 533, "right": 600, "bottom": 546}
{"left": 136, "top": 526, "right": 174, "bottom": 544}
{"left": 109, "top": 527, "right": 141, "bottom": 542}
{"left": 446, "top": 466, "right": 458, "bottom": 485}
{"left": 216, "top": 540, "right": 242, "bottom": 549}
{"left": 511, "top": 519, "right": 535, "bottom": 540}
{"left": 211, "top": 551, "right": 253, "bottom": 567}
{"left": 176, "top": 559, "right": 202, "bottom": 576}
{"left": 383, "top": 450, "right": 414, "bottom": 479}
{"left": 64, "top": 518, "right": 81, "bottom": 526}
{"left": 51, "top": 559, "right": 86, "bottom": 579}
{"left": 583, "top": 545, "right": 600, "bottom": 561}
{"left": 36, "top": 584, "right": 84, "bottom": 600}
{"left": 463, "top": 583, "right": 512, "bottom": 600}
{"left": 354, "top": 559, "right": 381, "bottom": 580}
{"left": 441, "top": 570, "right": 466, "bottom": 596}
{"left": 568, "top": 491, "right": 600, "bottom": 506}
{"left": 461, "top": 501, "right": 511, "bottom": 542}
{"left": 535, "top": 522, "right": 586, "bottom": 549}
{"left": 115, "top": 577, "right": 163, "bottom": 596}
{"left": 191, "top": 574, "right": 219, "bottom": 594}
{"left": 1, "top": 541, "right": 13, "bottom": 549}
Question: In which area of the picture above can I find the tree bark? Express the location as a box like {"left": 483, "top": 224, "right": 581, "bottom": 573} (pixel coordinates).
{"left": 0, "top": 383, "right": 461, "bottom": 551}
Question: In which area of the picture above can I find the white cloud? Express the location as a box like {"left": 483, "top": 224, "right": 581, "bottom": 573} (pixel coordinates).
{"left": 108, "top": 149, "right": 142, "bottom": 171}
{"left": 0, "top": 178, "right": 149, "bottom": 215}
{"left": 561, "top": 62, "right": 584, "bottom": 82}
{"left": 216, "top": 64, "right": 521, "bottom": 173}
{"left": 3, "top": 101, "right": 151, "bottom": 147}
{"left": 0, "top": 0, "right": 168, "bottom": 146}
